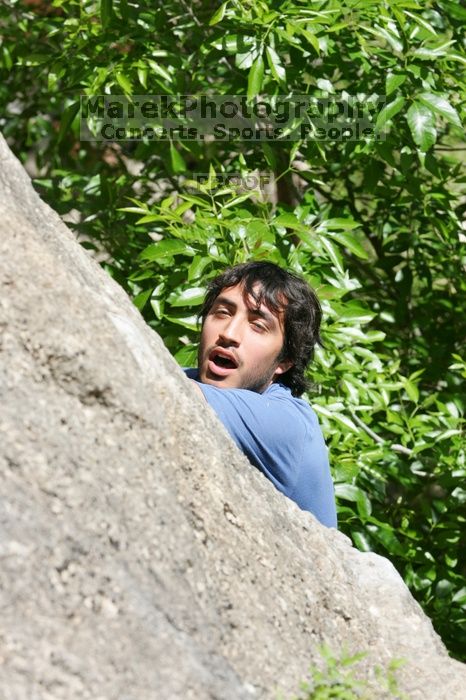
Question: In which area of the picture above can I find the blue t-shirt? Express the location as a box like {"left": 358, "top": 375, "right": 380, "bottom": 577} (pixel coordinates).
{"left": 184, "top": 369, "right": 337, "bottom": 528}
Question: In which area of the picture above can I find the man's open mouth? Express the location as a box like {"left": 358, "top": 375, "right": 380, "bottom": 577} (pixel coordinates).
{"left": 208, "top": 350, "right": 238, "bottom": 375}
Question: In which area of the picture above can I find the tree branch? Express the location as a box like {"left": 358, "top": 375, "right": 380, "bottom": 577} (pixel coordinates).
{"left": 348, "top": 409, "right": 413, "bottom": 456}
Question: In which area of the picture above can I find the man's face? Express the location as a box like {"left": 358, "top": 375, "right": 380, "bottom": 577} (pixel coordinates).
{"left": 197, "top": 283, "right": 292, "bottom": 392}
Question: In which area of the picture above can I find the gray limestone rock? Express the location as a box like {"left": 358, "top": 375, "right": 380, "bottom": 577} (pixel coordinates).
{"left": 0, "top": 133, "right": 465, "bottom": 699}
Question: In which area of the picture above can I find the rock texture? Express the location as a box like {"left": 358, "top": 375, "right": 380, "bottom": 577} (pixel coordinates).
{"left": 0, "top": 133, "right": 465, "bottom": 700}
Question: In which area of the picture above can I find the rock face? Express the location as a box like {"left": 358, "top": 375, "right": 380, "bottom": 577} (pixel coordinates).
{"left": 0, "top": 133, "right": 465, "bottom": 700}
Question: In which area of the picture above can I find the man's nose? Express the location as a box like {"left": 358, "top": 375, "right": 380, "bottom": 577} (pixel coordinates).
{"left": 218, "top": 316, "right": 243, "bottom": 345}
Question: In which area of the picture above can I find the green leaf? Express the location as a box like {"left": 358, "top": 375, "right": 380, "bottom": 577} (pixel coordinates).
{"left": 265, "top": 46, "right": 286, "bottom": 84}
{"left": 356, "top": 489, "right": 372, "bottom": 519}
{"left": 174, "top": 344, "right": 198, "bottom": 366}
{"left": 137, "top": 66, "right": 148, "bottom": 89}
{"left": 2, "top": 46, "right": 13, "bottom": 71}
{"left": 222, "top": 193, "right": 255, "bottom": 209}
{"left": 365, "top": 330, "right": 386, "bottom": 342}
{"left": 404, "top": 10, "right": 438, "bottom": 37}
{"left": 413, "top": 40, "right": 455, "bottom": 60}
{"left": 452, "top": 587, "right": 466, "bottom": 605}
{"left": 442, "top": 0, "right": 466, "bottom": 20}
{"left": 150, "top": 283, "right": 165, "bottom": 319}
{"left": 296, "top": 27, "right": 321, "bottom": 54}
{"left": 188, "top": 255, "right": 211, "bottom": 282}
{"left": 386, "top": 73, "right": 406, "bottom": 96}
{"left": 209, "top": 2, "right": 228, "bottom": 26}
{"left": 363, "top": 24, "right": 403, "bottom": 53}
{"left": 274, "top": 213, "right": 309, "bottom": 233}
{"left": 352, "top": 531, "right": 372, "bottom": 552}
{"left": 320, "top": 237, "right": 344, "bottom": 273}
{"left": 376, "top": 96, "right": 405, "bottom": 130}
{"left": 332, "top": 412, "right": 359, "bottom": 432}
{"left": 169, "top": 144, "right": 186, "bottom": 174}
{"left": 262, "top": 143, "right": 278, "bottom": 170}
{"left": 326, "top": 231, "right": 369, "bottom": 260}
{"left": 135, "top": 214, "right": 165, "bottom": 224}
{"left": 133, "top": 288, "right": 153, "bottom": 311}
{"left": 115, "top": 71, "right": 132, "bottom": 95}
{"left": 436, "top": 429, "right": 461, "bottom": 442}
{"left": 139, "top": 240, "right": 195, "bottom": 261}
{"left": 236, "top": 50, "right": 259, "bottom": 70}
{"left": 167, "top": 286, "right": 206, "bottom": 307}
{"left": 335, "top": 484, "right": 367, "bottom": 504}
{"left": 163, "top": 314, "right": 199, "bottom": 331}
{"left": 323, "top": 218, "right": 359, "bottom": 230}
{"left": 416, "top": 93, "right": 461, "bottom": 128}
{"left": 148, "top": 60, "right": 172, "bottom": 83}
{"left": 174, "top": 200, "right": 195, "bottom": 217}
{"left": 369, "top": 524, "right": 404, "bottom": 557}
{"left": 57, "top": 101, "right": 80, "bottom": 143}
{"left": 179, "top": 193, "right": 210, "bottom": 209}
{"left": 445, "top": 52, "right": 466, "bottom": 66}
{"left": 316, "top": 78, "right": 334, "bottom": 94}
{"left": 333, "top": 302, "right": 375, "bottom": 324}
{"left": 212, "top": 35, "right": 255, "bottom": 53}
{"left": 404, "top": 379, "right": 419, "bottom": 404}
{"left": 247, "top": 54, "right": 264, "bottom": 101}
{"left": 407, "top": 103, "right": 437, "bottom": 151}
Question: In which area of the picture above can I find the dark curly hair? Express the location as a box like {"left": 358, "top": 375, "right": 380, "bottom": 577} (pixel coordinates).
{"left": 199, "top": 261, "right": 322, "bottom": 397}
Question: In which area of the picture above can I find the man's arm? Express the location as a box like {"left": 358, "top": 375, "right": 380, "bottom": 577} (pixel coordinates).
{"left": 187, "top": 377, "right": 337, "bottom": 528}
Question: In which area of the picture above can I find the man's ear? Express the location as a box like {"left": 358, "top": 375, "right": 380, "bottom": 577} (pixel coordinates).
{"left": 274, "top": 359, "right": 293, "bottom": 376}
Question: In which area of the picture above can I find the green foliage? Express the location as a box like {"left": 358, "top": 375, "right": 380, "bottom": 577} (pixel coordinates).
{"left": 289, "top": 646, "right": 407, "bottom": 700}
{"left": 1, "top": 0, "right": 465, "bottom": 660}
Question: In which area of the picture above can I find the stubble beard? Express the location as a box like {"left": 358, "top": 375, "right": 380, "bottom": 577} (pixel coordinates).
{"left": 197, "top": 340, "right": 282, "bottom": 394}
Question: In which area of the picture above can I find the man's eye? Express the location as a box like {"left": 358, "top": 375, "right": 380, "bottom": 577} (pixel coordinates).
{"left": 214, "top": 308, "right": 229, "bottom": 316}
{"left": 252, "top": 321, "right": 266, "bottom": 331}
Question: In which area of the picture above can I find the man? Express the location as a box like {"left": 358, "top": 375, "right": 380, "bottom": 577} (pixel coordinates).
{"left": 185, "top": 261, "right": 337, "bottom": 528}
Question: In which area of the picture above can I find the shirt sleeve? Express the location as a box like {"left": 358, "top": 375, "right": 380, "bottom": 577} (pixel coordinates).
{"left": 193, "top": 380, "right": 337, "bottom": 528}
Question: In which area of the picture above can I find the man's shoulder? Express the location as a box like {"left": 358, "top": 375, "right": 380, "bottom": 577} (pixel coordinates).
{"left": 264, "top": 381, "right": 318, "bottom": 418}
{"left": 184, "top": 368, "right": 296, "bottom": 405}
{"left": 184, "top": 368, "right": 310, "bottom": 407}
{"left": 184, "top": 368, "right": 316, "bottom": 434}
{"left": 264, "top": 383, "right": 321, "bottom": 438}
